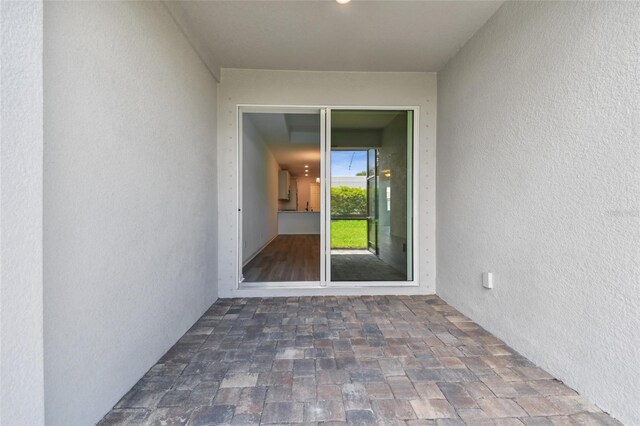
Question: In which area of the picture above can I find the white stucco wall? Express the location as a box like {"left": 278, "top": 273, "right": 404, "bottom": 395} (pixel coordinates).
{"left": 0, "top": 1, "right": 45, "bottom": 424}
{"left": 437, "top": 2, "right": 639, "bottom": 425}
{"left": 43, "top": 2, "right": 218, "bottom": 424}
{"left": 218, "top": 69, "right": 436, "bottom": 297}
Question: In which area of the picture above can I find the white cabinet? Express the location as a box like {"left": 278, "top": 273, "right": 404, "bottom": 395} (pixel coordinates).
{"left": 280, "top": 178, "right": 298, "bottom": 210}
{"left": 278, "top": 170, "right": 290, "bottom": 200}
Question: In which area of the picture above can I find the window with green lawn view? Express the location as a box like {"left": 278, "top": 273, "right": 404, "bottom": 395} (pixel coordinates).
{"left": 330, "top": 110, "right": 413, "bottom": 282}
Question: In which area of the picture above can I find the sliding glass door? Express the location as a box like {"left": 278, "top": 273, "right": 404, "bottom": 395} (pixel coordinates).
{"left": 238, "top": 107, "right": 325, "bottom": 286}
{"left": 326, "top": 109, "right": 414, "bottom": 284}
{"left": 237, "top": 106, "right": 415, "bottom": 288}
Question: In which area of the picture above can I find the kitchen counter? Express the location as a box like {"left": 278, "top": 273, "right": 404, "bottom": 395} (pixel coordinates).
{"left": 278, "top": 211, "right": 320, "bottom": 234}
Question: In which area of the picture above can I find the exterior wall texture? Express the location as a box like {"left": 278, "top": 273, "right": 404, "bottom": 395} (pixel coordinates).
{"left": 0, "top": 1, "right": 45, "bottom": 424}
{"left": 217, "top": 69, "right": 436, "bottom": 297}
{"left": 437, "top": 2, "right": 640, "bottom": 424}
{"left": 43, "top": 2, "right": 219, "bottom": 424}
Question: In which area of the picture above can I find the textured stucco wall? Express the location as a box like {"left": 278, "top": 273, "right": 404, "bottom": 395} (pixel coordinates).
{"left": 218, "top": 69, "right": 436, "bottom": 298}
{"left": 43, "top": 2, "right": 218, "bottom": 424}
{"left": 0, "top": 1, "right": 45, "bottom": 424}
{"left": 437, "top": 2, "right": 639, "bottom": 424}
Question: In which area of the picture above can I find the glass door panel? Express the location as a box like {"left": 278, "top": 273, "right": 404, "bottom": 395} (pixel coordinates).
{"left": 328, "top": 110, "right": 413, "bottom": 282}
{"left": 239, "top": 108, "right": 323, "bottom": 285}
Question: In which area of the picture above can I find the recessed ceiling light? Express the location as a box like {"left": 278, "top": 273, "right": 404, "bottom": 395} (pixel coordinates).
{"left": 304, "top": 165, "right": 309, "bottom": 168}
{"left": 305, "top": 173, "right": 309, "bottom": 176}
{"left": 336, "top": 0, "right": 351, "bottom": 4}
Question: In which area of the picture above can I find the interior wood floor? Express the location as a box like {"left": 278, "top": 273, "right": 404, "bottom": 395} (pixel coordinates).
{"left": 243, "top": 235, "right": 320, "bottom": 282}
{"left": 243, "top": 235, "right": 407, "bottom": 283}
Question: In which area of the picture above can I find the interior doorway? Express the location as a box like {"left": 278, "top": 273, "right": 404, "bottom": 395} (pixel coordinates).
{"left": 238, "top": 106, "right": 416, "bottom": 287}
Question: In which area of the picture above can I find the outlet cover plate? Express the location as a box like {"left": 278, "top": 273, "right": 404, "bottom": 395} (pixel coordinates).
{"left": 482, "top": 272, "right": 493, "bottom": 289}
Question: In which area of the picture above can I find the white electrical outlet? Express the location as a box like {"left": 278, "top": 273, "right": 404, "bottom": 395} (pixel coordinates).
{"left": 482, "top": 272, "right": 493, "bottom": 289}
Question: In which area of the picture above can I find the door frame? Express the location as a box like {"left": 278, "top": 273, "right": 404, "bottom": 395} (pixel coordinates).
{"left": 236, "top": 105, "right": 420, "bottom": 289}
{"left": 366, "top": 148, "right": 379, "bottom": 256}
{"left": 237, "top": 106, "right": 325, "bottom": 288}
{"left": 324, "top": 107, "right": 419, "bottom": 288}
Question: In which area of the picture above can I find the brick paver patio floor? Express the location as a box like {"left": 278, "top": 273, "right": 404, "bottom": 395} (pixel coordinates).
{"left": 99, "top": 296, "right": 620, "bottom": 425}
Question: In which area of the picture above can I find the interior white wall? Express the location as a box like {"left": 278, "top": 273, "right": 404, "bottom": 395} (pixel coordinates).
{"left": 242, "top": 117, "right": 279, "bottom": 263}
{"left": 0, "top": 1, "right": 45, "bottom": 424}
{"left": 294, "top": 176, "right": 316, "bottom": 212}
{"left": 378, "top": 114, "right": 410, "bottom": 275}
{"left": 436, "top": 2, "right": 639, "bottom": 425}
{"left": 218, "top": 70, "right": 436, "bottom": 297}
{"left": 43, "top": 2, "right": 218, "bottom": 425}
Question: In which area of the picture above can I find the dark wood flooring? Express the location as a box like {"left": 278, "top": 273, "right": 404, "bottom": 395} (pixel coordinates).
{"left": 243, "top": 235, "right": 320, "bottom": 282}
{"left": 243, "top": 235, "right": 408, "bottom": 283}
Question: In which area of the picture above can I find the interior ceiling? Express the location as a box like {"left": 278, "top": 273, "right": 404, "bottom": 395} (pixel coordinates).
{"left": 175, "top": 1, "right": 504, "bottom": 73}
{"left": 332, "top": 111, "right": 402, "bottom": 129}
{"left": 246, "top": 110, "right": 405, "bottom": 177}
{"left": 246, "top": 113, "right": 321, "bottom": 178}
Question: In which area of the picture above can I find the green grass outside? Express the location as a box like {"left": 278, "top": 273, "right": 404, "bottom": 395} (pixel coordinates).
{"left": 331, "top": 219, "right": 367, "bottom": 249}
